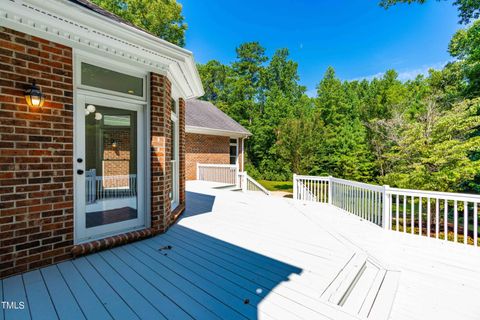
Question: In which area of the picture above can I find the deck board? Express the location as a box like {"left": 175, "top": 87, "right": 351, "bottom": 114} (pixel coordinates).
{"left": 23, "top": 270, "right": 58, "bottom": 320}
{"left": 110, "top": 246, "right": 221, "bottom": 320}
{"left": 144, "top": 235, "right": 308, "bottom": 320}
{"left": 98, "top": 250, "right": 192, "bottom": 320}
{"left": 1, "top": 277, "right": 4, "bottom": 320}
{"left": 84, "top": 254, "right": 165, "bottom": 320}
{"left": 2, "top": 275, "right": 30, "bottom": 320}
{"left": 56, "top": 261, "right": 112, "bottom": 320}
{"left": 148, "top": 234, "right": 344, "bottom": 320}
{"left": 71, "top": 258, "right": 139, "bottom": 320}
{"left": 132, "top": 241, "right": 257, "bottom": 319}
{"left": 40, "top": 266, "right": 85, "bottom": 320}
{"left": 2, "top": 180, "right": 480, "bottom": 320}
{"left": 124, "top": 243, "right": 246, "bottom": 319}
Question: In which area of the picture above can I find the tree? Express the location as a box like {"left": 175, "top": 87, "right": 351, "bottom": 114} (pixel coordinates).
{"left": 197, "top": 60, "right": 230, "bottom": 109}
{"left": 91, "top": 0, "right": 187, "bottom": 46}
{"left": 449, "top": 20, "right": 480, "bottom": 98}
{"left": 379, "top": 0, "right": 480, "bottom": 24}
{"left": 382, "top": 98, "right": 480, "bottom": 191}
{"left": 276, "top": 115, "right": 323, "bottom": 176}
{"left": 314, "top": 67, "right": 374, "bottom": 181}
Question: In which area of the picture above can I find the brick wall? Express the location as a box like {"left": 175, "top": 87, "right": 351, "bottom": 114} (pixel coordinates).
{"left": 185, "top": 133, "right": 230, "bottom": 180}
{"left": 103, "top": 128, "right": 131, "bottom": 188}
{"left": 0, "top": 27, "right": 74, "bottom": 278}
{"left": 0, "top": 28, "right": 184, "bottom": 278}
{"left": 150, "top": 73, "right": 172, "bottom": 232}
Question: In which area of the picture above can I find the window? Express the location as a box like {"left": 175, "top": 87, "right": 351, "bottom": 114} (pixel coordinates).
{"left": 81, "top": 62, "right": 144, "bottom": 97}
{"left": 230, "top": 138, "right": 237, "bottom": 165}
{"left": 103, "top": 115, "right": 131, "bottom": 127}
{"left": 171, "top": 98, "right": 178, "bottom": 115}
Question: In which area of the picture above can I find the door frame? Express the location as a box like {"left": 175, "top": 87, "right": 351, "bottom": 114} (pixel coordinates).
{"left": 73, "top": 91, "right": 148, "bottom": 243}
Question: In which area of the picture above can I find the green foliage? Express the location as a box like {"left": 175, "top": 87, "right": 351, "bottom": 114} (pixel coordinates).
{"left": 257, "top": 180, "right": 293, "bottom": 193}
{"left": 198, "top": 4, "right": 480, "bottom": 192}
{"left": 449, "top": 20, "right": 480, "bottom": 97}
{"left": 313, "top": 68, "right": 374, "bottom": 181}
{"left": 90, "top": 0, "right": 187, "bottom": 46}
{"left": 381, "top": 99, "right": 480, "bottom": 191}
{"left": 379, "top": 0, "right": 480, "bottom": 24}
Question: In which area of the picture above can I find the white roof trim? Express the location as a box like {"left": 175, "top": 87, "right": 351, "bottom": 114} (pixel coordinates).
{"left": 0, "top": 0, "right": 204, "bottom": 99}
{"left": 186, "top": 125, "right": 251, "bottom": 138}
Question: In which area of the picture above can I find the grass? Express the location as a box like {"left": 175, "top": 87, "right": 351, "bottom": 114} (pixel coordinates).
{"left": 258, "top": 180, "right": 293, "bottom": 193}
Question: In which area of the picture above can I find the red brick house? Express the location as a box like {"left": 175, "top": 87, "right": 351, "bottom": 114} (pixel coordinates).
{"left": 185, "top": 99, "right": 251, "bottom": 180}
{"left": 0, "top": 0, "right": 204, "bottom": 277}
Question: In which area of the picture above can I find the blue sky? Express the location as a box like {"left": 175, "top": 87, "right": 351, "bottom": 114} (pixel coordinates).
{"left": 181, "top": 0, "right": 460, "bottom": 96}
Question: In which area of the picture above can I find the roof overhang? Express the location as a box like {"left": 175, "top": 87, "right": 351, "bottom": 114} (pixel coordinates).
{"left": 186, "top": 125, "right": 251, "bottom": 139}
{"left": 0, "top": 0, "right": 204, "bottom": 99}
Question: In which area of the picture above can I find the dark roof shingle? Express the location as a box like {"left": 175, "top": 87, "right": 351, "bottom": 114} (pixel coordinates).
{"left": 186, "top": 99, "right": 251, "bottom": 136}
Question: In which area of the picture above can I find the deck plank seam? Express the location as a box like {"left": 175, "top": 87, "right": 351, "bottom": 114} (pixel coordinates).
{"left": 106, "top": 247, "right": 196, "bottom": 320}
{"left": 80, "top": 256, "right": 143, "bottom": 320}
{"left": 95, "top": 252, "right": 172, "bottom": 320}
{"left": 131, "top": 242, "right": 252, "bottom": 320}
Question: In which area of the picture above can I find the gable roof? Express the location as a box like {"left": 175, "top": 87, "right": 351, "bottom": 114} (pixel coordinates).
{"left": 186, "top": 99, "right": 251, "bottom": 138}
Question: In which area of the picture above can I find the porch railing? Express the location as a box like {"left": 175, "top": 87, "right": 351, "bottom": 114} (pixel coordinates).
{"left": 196, "top": 163, "right": 238, "bottom": 185}
{"left": 293, "top": 174, "right": 480, "bottom": 247}
{"left": 86, "top": 169, "right": 137, "bottom": 204}
{"left": 196, "top": 163, "right": 270, "bottom": 195}
{"left": 238, "top": 171, "right": 271, "bottom": 195}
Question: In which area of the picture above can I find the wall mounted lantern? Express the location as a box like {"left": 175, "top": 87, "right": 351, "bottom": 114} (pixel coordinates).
{"left": 24, "top": 80, "right": 45, "bottom": 108}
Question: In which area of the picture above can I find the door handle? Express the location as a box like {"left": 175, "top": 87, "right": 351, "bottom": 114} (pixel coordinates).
{"left": 77, "top": 169, "right": 84, "bottom": 175}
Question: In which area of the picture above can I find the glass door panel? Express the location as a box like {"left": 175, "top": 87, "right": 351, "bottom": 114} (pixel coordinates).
{"left": 75, "top": 94, "right": 145, "bottom": 243}
{"left": 85, "top": 105, "right": 138, "bottom": 228}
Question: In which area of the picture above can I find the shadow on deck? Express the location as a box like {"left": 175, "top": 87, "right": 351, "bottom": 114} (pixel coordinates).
{"left": 1, "top": 191, "right": 302, "bottom": 320}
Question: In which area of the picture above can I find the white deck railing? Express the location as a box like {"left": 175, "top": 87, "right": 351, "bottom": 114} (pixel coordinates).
{"left": 196, "top": 163, "right": 270, "bottom": 195}
{"left": 86, "top": 169, "right": 137, "bottom": 204}
{"left": 293, "top": 175, "right": 480, "bottom": 247}
{"left": 196, "top": 163, "right": 238, "bottom": 185}
{"left": 238, "top": 171, "right": 271, "bottom": 195}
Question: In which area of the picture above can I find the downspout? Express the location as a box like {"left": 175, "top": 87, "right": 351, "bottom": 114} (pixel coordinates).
{"left": 241, "top": 137, "right": 245, "bottom": 172}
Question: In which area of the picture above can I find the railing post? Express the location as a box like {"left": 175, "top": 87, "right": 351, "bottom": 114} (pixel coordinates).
{"left": 242, "top": 171, "right": 248, "bottom": 192}
{"left": 293, "top": 174, "right": 297, "bottom": 200}
{"left": 328, "top": 176, "right": 333, "bottom": 205}
{"left": 196, "top": 162, "right": 200, "bottom": 180}
{"left": 382, "top": 185, "right": 391, "bottom": 229}
{"left": 234, "top": 166, "right": 238, "bottom": 187}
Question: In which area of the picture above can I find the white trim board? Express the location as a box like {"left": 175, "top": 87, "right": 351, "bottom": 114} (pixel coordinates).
{"left": 186, "top": 125, "right": 251, "bottom": 139}
{"left": 0, "top": 0, "right": 204, "bottom": 99}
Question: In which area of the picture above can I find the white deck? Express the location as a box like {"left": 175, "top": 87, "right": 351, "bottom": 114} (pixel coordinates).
{"left": 2, "top": 181, "right": 480, "bottom": 320}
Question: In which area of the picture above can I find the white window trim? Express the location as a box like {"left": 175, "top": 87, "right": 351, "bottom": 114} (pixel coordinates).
{"left": 230, "top": 138, "right": 238, "bottom": 166}
{"left": 73, "top": 50, "right": 151, "bottom": 244}
{"left": 170, "top": 94, "right": 180, "bottom": 210}
{"left": 75, "top": 51, "right": 148, "bottom": 102}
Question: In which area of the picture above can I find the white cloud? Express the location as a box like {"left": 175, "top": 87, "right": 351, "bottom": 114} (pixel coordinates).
{"left": 306, "top": 89, "right": 316, "bottom": 97}
{"left": 352, "top": 61, "right": 449, "bottom": 82}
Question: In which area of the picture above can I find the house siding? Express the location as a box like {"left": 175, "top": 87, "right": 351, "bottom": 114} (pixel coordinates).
{"left": 0, "top": 28, "right": 185, "bottom": 278}
{"left": 0, "top": 27, "right": 74, "bottom": 277}
{"left": 185, "top": 133, "right": 230, "bottom": 180}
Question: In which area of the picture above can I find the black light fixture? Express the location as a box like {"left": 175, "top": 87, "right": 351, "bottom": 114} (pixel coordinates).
{"left": 24, "top": 80, "right": 45, "bottom": 108}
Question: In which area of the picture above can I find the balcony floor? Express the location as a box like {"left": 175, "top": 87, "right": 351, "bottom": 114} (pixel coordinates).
{"left": 2, "top": 181, "right": 480, "bottom": 320}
